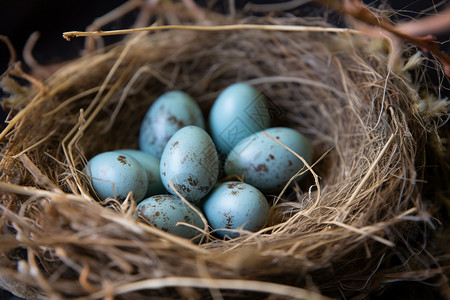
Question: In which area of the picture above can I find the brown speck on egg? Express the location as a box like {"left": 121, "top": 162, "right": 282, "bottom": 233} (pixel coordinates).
{"left": 117, "top": 155, "right": 127, "bottom": 165}
{"left": 254, "top": 164, "right": 268, "bottom": 173}
{"left": 223, "top": 212, "right": 234, "bottom": 228}
{"left": 168, "top": 115, "right": 185, "bottom": 127}
{"left": 187, "top": 176, "right": 198, "bottom": 186}
{"left": 174, "top": 184, "right": 190, "bottom": 193}
{"left": 227, "top": 182, "right": 239, "bottom": 189}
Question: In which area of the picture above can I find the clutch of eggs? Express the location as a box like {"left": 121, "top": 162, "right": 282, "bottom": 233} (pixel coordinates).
{"left": 85, "top": 83, "right": 312, "bottom": 239}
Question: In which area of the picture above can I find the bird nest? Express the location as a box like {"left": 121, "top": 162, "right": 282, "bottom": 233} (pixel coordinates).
{"left": 0, "top": 9, "right": 447, "bottom": 300}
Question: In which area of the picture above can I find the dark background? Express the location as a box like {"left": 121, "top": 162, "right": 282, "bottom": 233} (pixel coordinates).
{"left": 0, "top": 1, "right": 449, "bottom": 299}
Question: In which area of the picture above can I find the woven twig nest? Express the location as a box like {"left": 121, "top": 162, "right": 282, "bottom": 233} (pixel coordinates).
{"left": 0, "top": 12, "right": 447, "bottom": 299}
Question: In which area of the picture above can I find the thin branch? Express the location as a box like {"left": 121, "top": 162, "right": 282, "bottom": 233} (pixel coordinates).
{"left": 315, "top": 0, "right": 450, "bottom": 75}
{"left": 0, "top": 35, "right": 16, "bottom": 80}
{"left": 84, "top": 277, "right": 333, "bottom": 300}
{"left": 63, "top": 24, "right": 360, "bottom": 41}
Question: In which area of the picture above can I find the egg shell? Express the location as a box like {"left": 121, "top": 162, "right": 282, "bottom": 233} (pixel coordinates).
{"left": 225, "top": 127, "right": 312, "bottom": 194}
{"left": 116, "top": 149, "right": 166, "bottom": 199}
{"left": 202, "top": 181, "right": 269, "bottom": 238}
{"left": 85, "top": 151, "right": 148, "bottom": 202}
{"left": 208, "top": 83, "right": 271, "bottom": 155}
{"left": 136, "top": 194, "right": 203, "bottom": 239}
{"left": 139, "top": 90, "right": 205, "bottom": 158}
{"left": 160, "top": 126, "right": 219, "bottom": 203}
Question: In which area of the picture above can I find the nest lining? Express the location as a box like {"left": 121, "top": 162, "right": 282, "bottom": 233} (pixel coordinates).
{"left": 0, "top": 15, "right": 443, "bottom": 299}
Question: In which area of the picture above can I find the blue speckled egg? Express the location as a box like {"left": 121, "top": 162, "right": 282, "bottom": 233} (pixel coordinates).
{"left": 136, "top": 195, "right": 203, "bottom": 239}
{"left": 139, "top": 91, "right": 205, "bottom": 157}
{"left": 225, "top": 127, "right": 312, "bottom": 194}
{"left": 202, "top": 181, "right": 269, "bottom": 238}
{"left": 85, "top": 151, "right": 148, "bottom": 202}
{"left": 208, "top": 83, "right": 271, "bottom": 154}
{"left": 116, "top": 149, "right": 166, "bottom": 199}
{"left": 160, "top": 126, "right": 219, "bottom": 203}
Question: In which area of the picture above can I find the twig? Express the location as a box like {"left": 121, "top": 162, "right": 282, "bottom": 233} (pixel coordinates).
{"left": 23, "top": 32, "right": 50, "bottom": 79}
{"left": 0, "top": 35, "right": 16, "bottom": 81}
{"left": 9, "top": 62, "right": 46, "bottom": 95}
{"left": 314, "top": 0, "right": 450, "bottom": 76}
{"left": 83, "top": 277, "right": 333, "bottom": 300}
{"left": 63, "top": 24, "right": 360, "bottom": 41}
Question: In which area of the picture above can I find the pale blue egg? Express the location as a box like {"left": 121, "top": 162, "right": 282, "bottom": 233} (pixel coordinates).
{"left": 136, "top": 195, "right": 203, "bottom": 239}
{"left": 85, "top": 151, "right": 148, "bottom": 202}
{"left": 202, "top": 181, "right": 269, "bottom": 238}
{"left": 208, "top": 83, "right": 271, "bottom": 154}
{"left": 225, "top": 127, "right": 312, "bottom": 194}
{"left": 160, "top": 126, "right": 219, "bottom": 203}
{"left": 139, "top": 91, "right": 205, "bottom": 158}
{"left": 116, "top": 149, "right": 166, "bottom": 199}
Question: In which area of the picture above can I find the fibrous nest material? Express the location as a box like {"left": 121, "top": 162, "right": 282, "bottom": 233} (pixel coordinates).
{"left": 0, "top": 9, "right": 448, "bottom": 300}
